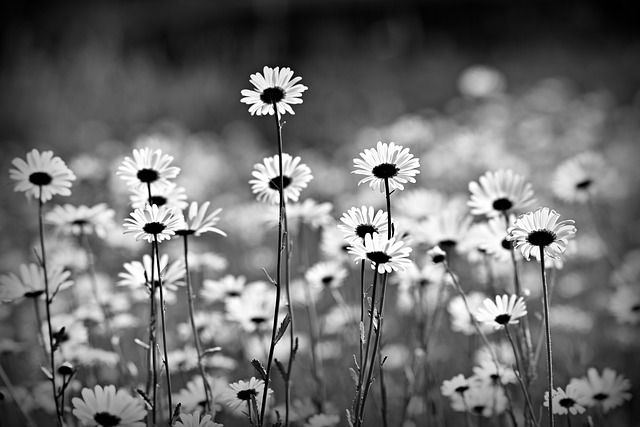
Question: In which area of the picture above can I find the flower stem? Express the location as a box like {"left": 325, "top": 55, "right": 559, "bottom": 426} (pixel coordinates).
{"left": 182, "top": 235, "right": 212, "bottom": 412}
{"left": 539, "top": 249, "right": 554, "bottom": 427}
{"left": 153, "top": 236, "right": 173, "bottom": 425}
{"left": 146, "top": 182, "right": 158, "bottom": 426}
{"left": 31, "top": 297, "right": 48, "bottom": 359}
{"left": 505, "top": 326, "right": 537, "bottom": 423}
{"left": 37, "top": 188, "right": 63, "bottom": 427}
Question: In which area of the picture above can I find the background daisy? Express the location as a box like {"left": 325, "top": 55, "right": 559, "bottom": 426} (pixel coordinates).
{"left": 249, "top": 153, "right": 313, "bottom": 205}
{"left": 9, "top": 149, "right": 76, "bottom": 202}
{"left": 352, "top": 141, "right": 420, "bottom": 193}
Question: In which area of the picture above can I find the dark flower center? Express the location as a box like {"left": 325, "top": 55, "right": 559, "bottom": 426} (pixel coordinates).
{"left": 237, "top": 388, "right": 258, "bottom": 401}
{"left": 227, "top": 291, "right": 241, "bottom": 297}
{"left": 593, "top": 393, "right": 608, "bottom": 401}
{"left": 260, "top": 87, "right": 285, "bottom": 104}
{"left": 251, "top": 317, "right": 267, "bottom": 325}
{"left": 143, "top": 222, "right": 166, "bottom": 235}
{"left": 268, "top": 176, "right": 292, "bottom": 191}
{"left": 559, "top": 397, "right": 576, "bottom": 408}
{"left": 472, "top": 405, "right": 485, "bottom": 415}
{"left": 372, "top": 163, "right": 400, "bottom": 180}
{"left": 455, "top": 385, "right": 469, "bottom": 394}
{"left": 575, "top": 179, "right": 592, "bottom": 190}
{"left": 501, "top": 239, "right": 512, "bottom": 250}
{"left": 631, "top": 304, "right": 640, "bottom": 312}
{"left": 149, "top": 196, "right": 167, "bottom": 206}
{"left": 431, "top": 253, "right": 446, "bottom": 264}
{"left": 29, "top": 172, "right": 53, "bottom": 186}
{"left": 25, "top": 290, "right": 45, "bottom": 298}
{"left": 367, "top": 251, "right": 391, "bottom": 264}
{"left": 94, "top": 412, "right": 121, "bottom": 427}
{"left": 175, "top": 229, "right": 195, "bottom": 236}
{"left": 321, "top": 276, "right": 334, "bottom": 286}
{"left": 136, "top": 168, "right": 159, "bottom": 183}
{"left": 494, "top": 314, "right": 511, "bottom": 325}
{"left": 492, "top": 198, "right": 513, "bottom": 211}
{"left": 439, "top": 240, "right": 457, "bottom": 250}
{"left": 341, "top": 244, "right": 350, "bottom": 253}
{"left": 526, "top": 230, "right": 556, "bottom": 247}
{"left": 72, "top": 219, "right": 89, "bottom": 227}
{"left": 418, "top": 279, "right": 430, "bottom": 287}
{"left": 355, "top": 224, "right": 378, "bottom": 240}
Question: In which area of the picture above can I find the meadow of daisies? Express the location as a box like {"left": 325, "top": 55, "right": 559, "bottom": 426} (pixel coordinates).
{"left": 0, "top": 64, "right": 638, "bottom": 427}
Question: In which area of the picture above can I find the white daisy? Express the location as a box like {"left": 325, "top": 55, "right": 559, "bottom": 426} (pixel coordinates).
{"left": 123, "top": 204, "right": 184, "bottom": 243}
{"left": 352, "top": 141, "right": 420, "bottom": 193}
{"left": 475, "top": 294, "right": 527, "bottom": 329}
{"left": 129, "top": 181, "right": 188, "bottom": 210}
{"left": 249, "top": 153, "right": 313, "bottom": 205}
{"left": 117, "top": 147, "right": 180, "bottom": 191}
{"left": 0, "top": 263, "right": 73, "bottom": 303}
{"left": 609, "top": 284, "right": 640, "bottom": 325}
{"left": 305, "top": 261, "right": 348, "bottom": 292}
{"left": 468, "top": 169, "right": 535, "bottom": 217}
{"left": 176, "top": 201, "right": 226, "bottom": 237}
{"left": 543, "top": 385, "right": 589, "bottom": 415}
{"left": 45, "top": 203, "right": 115, "bottom": 239}
{"left": 72, "top": 384, "right": 146, "bottom": 427}
{"left": 174, "top": 411, "right": 222, "bottom": 427}
{"left": 348, "top": 232, "right": 412, "bottom": 274}
{"left": 240, "top": 66, "right": 308, "bottom": 116}
{"left": 9, "top": 149, "right": 76, "bottom": 202}
{"left": 201, "top": 275, "right": 246, "bottom": 303}
{"left": 568, "top": 367, "right": 632, "bottom": 413}
{"left": 338, "top": 205, "right": 389, "bottom": 244}
{"left": 222, "top": 377, "right": 273, "bottom": 414}
{"left": 552, "top": 151, "right": 615, "bottom": 203}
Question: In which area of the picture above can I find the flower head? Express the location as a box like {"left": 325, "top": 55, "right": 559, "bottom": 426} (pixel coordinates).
{"left": 280, "top": 199, "right": 333, "bottom": 233}
{"left": 507, "top": 207, "right": 577, "bottom": 261}
{"left": 568, "top": 368, "right": 632, "bottom": 413}
{"left": 476, "top": 294, "right": 527, "bottom": 329}
{"left": 240, "top": 66, "right": 308, "bottom": 116}
{"left": 177, "top": 201, "right": 226, "bottom": 237}
{"left": 552, "top": 151, "right": 614, "bottom": 203}
{"left": 118, "top": 254, "right": 185, "bottom": 295}
{"left": 305, "top": 261, "right": 349, "bottom": 292}
{"left": 72, "top": 384, "right": 146, "bottom": 427}
{"left": 174, "top": 411, "right": 222, "bottom": 427}
{"left": 441, "top": 374, "right": 475, "bottom": 397}
{"left": 222, "top": 377, "right": 273, "bottom": 414}
{"left": 544, "top": 385, "right": 589, "bottom": 415}
{"left": 468, "top": 169, "right": 535, "bottom": 217}
{"left": 338, "top": 205, "right": 389, "bottom": 245}
{"left": 117, "top": 147, "right": 180, "bottom": 191}
{"left": 9, "top": 149, "right": 76, "bottom": 202}
{"left": 201, "top": 275, "right": 246, "bottom": 303}
{"left": 173, "top": 376, "right": 228, "bottom": 413}
{"left": 129, "top": 182, "right": 188, "bottom": 210}
{"left": 352, "top": 141, "right": 420, "bottom": 193}
{"left": 348, "top": 232, "right": 412, "bottom": 274}
{"left": 123, "top": 204, "right": 183, "bottom": 243}
{"left": 250, "top": 154, "right": 313, "bottom": 204}
{"left": 45, "top": 203, "right": 115, "bottom": 239}
{"left": 0, "top": 263, "right": 73, "bottom": 303}
{"left": 225, "top": 281, "right": 277, "bottom": 333}
{"left": 609, "top": 285, "right": 640, "bottom": 325}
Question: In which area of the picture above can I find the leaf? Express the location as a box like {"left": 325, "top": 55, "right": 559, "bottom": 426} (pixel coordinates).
{"left": 275, "top": 358, "right": 288, "bottom": 382}
{"left": 274, "top": 313, "right": 290, "bottom": 345}
{"left": 134, "top": 338, "right": 150, "bottom": 350}
{"left": 346, "top": 409, "right": 355, "bottom": 427}
{"left": 201, "top": 347, "right": 222, "bottom": 356}
{"left": 170, "top": 403, "right": 182, "bottom": 426}
{"left": 349, "top": 368, "right": 359, "bottom": 386}
{"left": 359, "top": 321, "right": 366, "bottom": 344}
{"left": 136, "top": 389, "right": 153, "bottom": 410}
{"left": 292, "top": 337, "right": 299, "bottom": 362}
{"left": 40, "top": 366, "right": 53, "bottom": 380}
{"left": 251, "top": 359, "right": 267, "bottom": 381}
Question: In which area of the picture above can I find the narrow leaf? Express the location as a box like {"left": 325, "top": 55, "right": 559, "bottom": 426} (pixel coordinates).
{"left": 251, "top": 359, "right": 267, "bottom": 381}
{"left": 275, "top": 358, "right": 288, "bottom": 382}
{"left": 134, "top": 338, "right": 150, "bottom": 350}
{"left": 170, "top": 403, "right": 182, "bottom": 425}
{"left": 274, "top": 313, "right": 290, "bottom": 345}
{"left": 40, "top": 366, "right": 53, "bottom": 380}
{"left": 349, "top": 368, "right": 358, "bottom": 386}
{"left": 359, "top": 321, "right": 365, "bottom": 344}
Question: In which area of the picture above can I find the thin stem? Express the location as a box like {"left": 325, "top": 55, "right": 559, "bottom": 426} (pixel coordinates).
{"left": 182, "top": 235, "right": 212, "bottom": 412}
{"left": 146, "top": 182, "right": 158, "bottom": 426}
{"left": 37, "top": 189, "right": 63, "bottom": 427}
{"left": 359, "top": 262, "right": 366, "bottom": 375}
{"left": 31, "top": 298, "right": 48, "bottom": 359}
{"left": 284, "top": 209, "right": 294, "bottom": 427}
{"left": 153, "top": 236, "right": 173, "bottom": 425}
{"left": 539, "top": 249, "right": 554, "bottom": 427}
{"left": 505, "top": 326, "right": 537, "bottom": 423}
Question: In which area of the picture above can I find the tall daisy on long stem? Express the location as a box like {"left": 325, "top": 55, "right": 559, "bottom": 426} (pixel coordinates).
{"left": 176, "top": 201, "right": 226, "bottom": 412}
{"left": 242, "top": 65, "right": 309, "bottom": 427}
{"left": 508, "top": 207, "right": 577, "bottom": 427}
{"left": 9, "top": 149, "right": 76, "bottom": 427}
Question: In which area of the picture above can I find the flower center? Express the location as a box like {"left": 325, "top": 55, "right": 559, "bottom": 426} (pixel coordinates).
{"left": 492, "top": 198, "right": 513, "bottom": 211}
{"left": 340, "top": 244, "right": 350, "bottom": 253}
{"left": 526, "top": 230, "right": 556, "bottom": 247}
{"left": 367, "top": 251, "right": 391, "bottom": 264}
{"left": 25, "top": 290, "right": 45, "bottom": 298}
{"left": 593, "top": 393, "right": 608, "bottom": 401}
{"left": 149, "top": 196, "right": 167, "bottom": 206}
{"left": 72, "top": 219, "right": 89, "bottom": 227}
{"left": 631, "top": 304, "right": 640, "bottom": 312}
{"left": 94, "top": 412, "right": 122, "bottom": 427}
{"left": 355, "top": 224, "right": 378, "bottom": 240}
{"left": 418, "top": 279, "right": 430, "bottom": 287}
{"left": 237, "top": 388, "right": 258, "bottom": 401}
{"left": 455, "top": 385, "right": 469, "bottom": 394}
{"left": 143, "top": 222, "right": 166, "bottom": 235}
{"left": 575, "top": 179, "right": 592, "bottom": 190}
{"left": 227, "top": 291, "right": 241, "bottom": 297}
{"left": 251, "top": 316, "right": 267, "bottom": 325}
{"left": 501, "top": 239, "right": 512, "bottom": 250}
{"left": 494, "top": 314, "right": 511, "bottom": 325}
{"left": 439, "top": 240, "right": 457, "bottom": 250}
{"left": 175, "top": 229, "right": 195, "bottom": 236}
{"left": 136, "top": 168, "right": 159, "bottom": 183}
{"left": 260, "top": 87, "right": 285, "bottom": 104}
{"left": 29, "top": 172, "right": 53, "bottom": 186}
{"left": 559, "top": 397, "right": 576, "bottom": 408}
{"left": 472, "top": 405, "right": 485, "bottom": 415}
{"left": 268, "top": 176, "right": 292, "bottom": 191}
{"left": 372, "top": 163, "right": 400, "bottom": 180}
{"left": 321, "top": 276, "right": 334, "bottom": 286}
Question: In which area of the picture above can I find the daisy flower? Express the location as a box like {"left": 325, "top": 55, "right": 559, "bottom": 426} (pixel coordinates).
{"left": 449, "top": 382, "right": 508, "bottom": 417}
{"left": 394, "top": 188, "right": 448, "bottom": 222}
{"left": 423, "top": 205, "right": 472, "bottom": 251}
{"left": 305, "top": 261, "right": 348, "bottom": 292}
{"left": 174, "top": 411, "right": 222, "bottom": 427}
{"left": 338, "top": 205, "right": 389, "bottom": 244}
{"left": 129, "top": 181, "right": 188, "bottom": 210}
{"left": 568, "top": 368, "right": 632, "bottom": 413}
{"left": 304, "top": 414, "right": 340, "bottom": 427}
{"left": 507, "top": 207, "right": 577, "bottom": 261}
{"left": 552, "top": 151, "right": 615, "bottom": 203}
{"left": 352, "top": 141, "right": 420, "bottom": 193}
{"left": 468, "top": 169, "right": 535, "bottom": 218}
{"left": 348, "top": 232, "right": 412, "bottom": 274}
{"left": 472, "top": 360, "right": 517, "bottom": 386}
{"left": 9, "top": 149, "right": 76, "bottom": 202}
{"left": 222, "top": 377, "right": 273, "bottom": 414}
{"left": 543, "top": 385, "right": 589, "bottom": 415}
{"left": 225, "top": 281, "right": 278, "bottom": 333}
{"left": 475, "top": 294, "right": 527, "bottom": 329}
{"left": 240, "top": 66, "right": 308, "bottom": 116}
{"left": 45, "top": 203, "right": 115, "bottom": 239}
{"left": 72, "top": 385, "right": 146, "bottom": 427}
{"left": 441, "top": 374, "right": 475, "bottom": 397}
{"left": 609, "top": 284, "right": 640, "bottom": 325}
{"left": 123, "top": 204, "right": 184, "bottom": 243}
{"left": 117, "top": 147, "right": 180, "bottom": 191}
{"left": 0, "top": 263, "right": 73, "bottom": 303}
{"left": 249, "top": 154, "right": 313, "bottom": 205}
{"left": 117, "top": 254, "right": 185, "bottom": 295}
{"left": 275, "top": 198, "right": 333, "bottom": 233}
{"left": 448, "top": 292, "right": 495, "bottom": 336}
{"left": 320, "top": 227, "right": 351, "bottom": 262}
{"left": 176, "top": 201, "right": 226, "bottom": 237}
{"left": 201, "top": 275, "right": 246, "bottom": 303}
{"left": 464, "top": 215, "right": 516, "bottom": 262}
{"left": 173, "top": 376, "right": 228, "bottom": 413}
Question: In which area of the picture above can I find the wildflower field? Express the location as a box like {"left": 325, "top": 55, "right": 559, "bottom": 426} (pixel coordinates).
{"left": 1, "top": 2, "right": 639, "bottom": 427}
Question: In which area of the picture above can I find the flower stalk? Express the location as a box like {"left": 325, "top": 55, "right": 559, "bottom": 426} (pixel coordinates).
{"left": 539, "top": 248, "right": 555, "bottom": 427}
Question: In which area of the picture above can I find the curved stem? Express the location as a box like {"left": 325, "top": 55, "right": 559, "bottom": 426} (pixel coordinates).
{"left": 505, "top": 326, "right": 537, "bottom": 423}
{"left": 539, "top": 249, "right": 554, "bottom": 427}
{"left": 182, "top": 235, "right": 212, "bottom": 412}
{"left": 153, "top": 236, "right": 173, "bottom": 424}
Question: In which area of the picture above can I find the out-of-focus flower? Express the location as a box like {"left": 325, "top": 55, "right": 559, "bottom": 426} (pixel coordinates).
{"left": 0, "top": 263, "right": 73, "bottom": 303}
{"left": 348, "top": 232, "right": 412, "bottom": 274}
{"left": 187, "top": 252, "right": 228, "bottom": 273}
{"left": 424, "top": 205, "right": 472, "bottom": 252}
{"left": 543, "top": 385, "right": 589, "bottom": 415}
{"left": 568, "top": 368, "right": 632, "bottom": 413}
{"left": 123, "top": 204, "right": 183, "bottom": 243}
{"left": 72, "top": 385, "right": 146, "bottom": 427}
{"left": 304, "top": 413, "right": 340, "bottom": 427}
{"left": 201, "top": 275, "right": 246, "bottom": 303}
{"left": 117, "top": 254, "right": 185, "bottom": 296}
{"left": 225, "top": 281, "right": 277, "bottom": 333}
{"left": 476, "top": 294, "right": 527, "bottom": 329}
{"left": 222, "top": 377, "right": 273, "bottom": 414}
{"left": 46, "top": 203, "right": 115, "bottom": 239}
{"left": 305, "top": 261, "right": 348, "bottom": 292}
{"left": 441, "top": 374, "right": 475, "bottom": 397}
{"left": 129, "top": 182, "right": 188, "bottom": 210}
{"left": 320, "top": 227, "right": 352, "bottom": 262}
{"left": 468, "top": 169, "right": 535, "bottom": 218}
{"left": 426, "top": 246, "right": 447, "bottom": 264}
{"left": 117, "top": 147, "right": 180, "bottom": 192}
{"left": 394, "top": 188, "right": 447, "bottom": 222}
{"left": 463, "top": 215, "right": 515, "bottom": 263}
{"left": 609, "top": 285, "right": 640, "bottom": 325}
{"left": 174, "top": 411, "right": 222, "bottom": 427}
{"left": 284, "top": 199, "right": 333, "bottom": 233}
{"left": 250, "top": 154, "right": 313, "bottom": 205}
{"left": 43, "top": 313, "right": 89, "bottom": 356}
{"left": 241, "top": 66, "right": 308, "bottom": 116}
{"left": 173, "top": 376, "right": 228, "bottom": 413}
{"left": 352, "top": 141, "right": 420, "bottom": 193}
{"left": 552, "top": 151, "right": 619, "bottom": 203}
{"left": 458, "top": 65, "right": 506, "bottom": 98}
{"left": 508, "top": 207, "right": 576, "bottom": 261}
{"left": 549, "top": 305, "right": 594, "bottom": 333}
{"left": 448, "top": 292, "right": 495, "bottom": 336}
{"left": 338, "top": 206, "right": 389, "bottom": 244}
{"left": 472, "top": 360, "right": 517, "bottom": 386}
{"left": 449, "top": 381, "right": 508, "bottom": 417}
{"left": 9, "top": 149, "right": 76, "bottom": 202}
{"left": 177, "top": 201, "right": 226, "bottom": 237}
